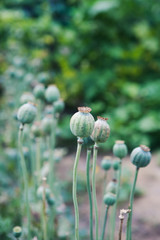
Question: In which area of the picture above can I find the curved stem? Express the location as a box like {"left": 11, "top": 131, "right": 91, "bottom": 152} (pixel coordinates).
{"left": 127, "top": 167, "right": 139, "bottom": 240}
{"left": 92, "top": 144, "right": 99, "bottom": 240}
{"left": 111, "top": 159, "right": 122, "bottom": 240}
{"left": 101, "top": 206, "right": 109, "bottom": 240}
{"left": 18, "top": 124, "right": 31, "bottom": 240}
{"left": 72, "top": 138, "right": 83, "bottom": 240}
{"left": 86, "top": 148, "right": 93, "bottom": 240}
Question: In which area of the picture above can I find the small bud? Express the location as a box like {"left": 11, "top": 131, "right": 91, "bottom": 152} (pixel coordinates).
{"left": 112, "top": 160, "right": 120, "bottom": 171}
{"left": 31, "top": 121, "right": 42, "bottom": 138}
{"left": 33, "top": 84, "right": 45, "bottom": 100}
{"left": 54, "top": 99, "right": 65, "bottom": 114}
{"left": 70, "top": 107, "right": 95, "bottom": 138}
{"left": 130, "top": 145, "right": 151, "bottom": 168}
{"left": 13, "top": 226, "right": 22, "bottom": 238}
{"left": 17, "top": 102, "right": 37, "bottom": 124}
{"left": 105, "top": 179, "right": 117, "bottom": 194}
{"left": 101, "top": 156, "right": 112, "bottom": 171}
{"left": 103, "top": 192, "right": 116, "bottom": 206}
{"left": 20, "top": 92, "right": 35, "bottom": 105}
{"left": 91, "top": 116, "right": 110, "bottom": 143}
{"left": 113, "top": 140, "right": 128, "bottom": 159}
{"left": 45, "top": 85, "right": 60, "bottom": 103}
{"left": 41, "top": 115, "right": 54, "bottom": 135}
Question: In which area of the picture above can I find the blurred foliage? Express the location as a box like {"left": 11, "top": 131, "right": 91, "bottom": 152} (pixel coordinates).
{"left": 0, "top": 0, "right": 160, "bottom": 151}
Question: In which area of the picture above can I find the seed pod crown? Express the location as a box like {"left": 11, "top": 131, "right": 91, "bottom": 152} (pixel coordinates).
{"left": 130, "top": 145, "right": 151, "bottom": 168}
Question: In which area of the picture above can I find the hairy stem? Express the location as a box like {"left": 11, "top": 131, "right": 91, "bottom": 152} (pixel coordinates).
{"left": 18, "top": 124, "right": 31, "bottom": 240}
{"left": 86, "top": 148, "right": 93, "bottom": 240}
{"left": 92, "top": 143, "right": 99, "bottom": 240}
{"left": 72, "top": 138, "right": 83, "bottom": 240}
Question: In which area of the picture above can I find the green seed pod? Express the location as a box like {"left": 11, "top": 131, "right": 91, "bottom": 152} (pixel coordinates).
{"left": 41, "top": 115, "right": 54, "bottom": 135}
{"left": 45, "top": 85, "right": 60, "bottom": 103}
{"left": 103, "top": 192, "right": 116, "bottom": 206}
{"left": 113, "top": 140, "right": 128, "bottom": 159}
{"left": 105, "top": 179, "right": 117, "bottom": 194}
{"left": 130, "top": 145, "right": 151, "bottom": 168}
{"left": 83, "top": 136, "right": 94, "bottom": 148}
{"left": 13, "top": 226, "right": 22, "bottom": 238}
{"left": 20, "top": 92, "right": 35, "bottom": 105}
{"left": 91, "top": 116, "right": 110, "bottom": 143}
{"left": 31, "top": 121, "right": 42, "bottom": 138}
{"left": 101, "top": 156, "right": 112, "bottom": 171}
{"left": 38, "top": 72, "right": 50, "bottom": 84}
{"left": 112, "top": 160, "right": 120, "bottom": 171}
{"left": 54, "top": 99, "right": 65, "bottom": 113}
{"left": 33, "top": 84, "right": 45, "bottom": 100}
{"left": 47, "top": 195, "right": 55, "bottom": 206}
{"left": 37, "top": 185, "right": 51, "bottom": 200}
{"left": 44, "top": 105, "right": 53, "bottom": 115}
{"left": 70, "top": 107, "right": 95, "bottom": 138}
{"left": 17, "top": 102, "right": 37, "bottom": 124}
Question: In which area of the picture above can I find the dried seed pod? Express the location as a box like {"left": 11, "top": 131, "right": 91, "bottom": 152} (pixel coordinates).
{"left": 17, "top": 102, "right": 37, "bottom": 124}
{"left": 33, "top": 84, "right": 45, "bottom": 100}
{"left": 91, "top": 116, "right": 110, "bottom": 143}
{"left": 41, "top": 115, "right": 54, "bottom": 135}
{"left": 54, "top": 99, "right": 65, "bottom": 113}
{"left": 70, "top": 107, "right": 95, "bottom": 138}
{"left": 20, "top": 92, "right": 35, "bottom": 105}
{"left": 45, "top": 85, "right": 60, "bottom": 103}
{"left": 103, "top": 192, "right": 116, "bottom": 206}
{"left": 130, "top": 145, "right": 151, "bottom": 168}
{"left": 101, "top": 156, "right": 112, "bottom": 171}
{"left": 13, "top": 226, "right": 22, "bottom": 238}
{"left": 105, "top": 179, "right": 117, "bottom": 194}
{"left": 113, "top": 140, "right": 128, "bottom": 159}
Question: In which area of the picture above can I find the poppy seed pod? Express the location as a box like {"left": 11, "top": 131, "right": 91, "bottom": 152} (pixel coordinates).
{"left": 130, "top": 145, "right": 151, "bottom": 168}
{"left": 83, "top": 136, "right": 95, "bottom": 148}
{"left": 70, "top": 107, "right": 95, "bottom": 138}
{"left": 101, "top": 156, "right": 112, "bottom": 171}
{"left": 113, "top": 140, "right": 128, "bottom": 159}
{"left": 112, "top": 160, "right": 120, "bottom": 171}
{"left": 45, "top": 85, "right": 60, "bottom": 103}
{"left": 54, "top": 99, "right": 65, "bottom": 113}
{"left": 41, "top": 115, "right": 54, "bottom": 135}
{"left": 33, "top": 84, "right": 45, "bottom": 100}
{"left": 31, "top": 121, "right": 42, "bottom": 138}
{"left": 103, "top": 192, "right": 116, "bottom": 206}
{"left": 47, "top": 195, "right": 55, "bottom": 206}
{"left": 17, "top": 102, "right": 37, "bottom": 124}
{"left": 37, "top": 185, "right": 51, "bottom": 200}
{"left": 106, "top": 179, "right": 117, "bottom": 194}
{"left": 20, "top": 92, "right": 35, "bottom": 105}
{"left": 13, "top": 226, "right": 22, "bottom": 238}
{"left": 91, "top": 116, "right": 110, "bottom": 143}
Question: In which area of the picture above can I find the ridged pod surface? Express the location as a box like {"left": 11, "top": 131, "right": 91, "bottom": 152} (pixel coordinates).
{"left": 91, "top": 116, "right": 110, "bottom": 143}
{"left": 33, "top": 84, "right": 45, "bottom": 100}
{"left": 17, "top": 102, "right": 37, "bottom": 124}
{"left": 54, "top": 99, "right": 65, "bottom": 113}
{"left": 41, "top": 115, "right": 54, "bottom": 135}
{"left": 45, "top": 85, "right": 60, "bottom": 103}
{"left": 130, "top": 145, "right": 151, "bottom": 168}
{"left": 112, "top": 160, "right": 120, "bottom": 171}
{"left": 20, "top": 92, "right": 35, "bottom": 105}
{"left": 113, "top": 140, "right": 128, "bottom": 159}
{"left": 101, "top": 156, "right": 112, "bottom": 171}
{"left": 70, "top": 107, "right": 95, "bottom": 138}
{"left": 103, "top": 193, "right": 116, "bottom": 206}
{"left": 31, "top": 121, "right": 42, "bottom": 138}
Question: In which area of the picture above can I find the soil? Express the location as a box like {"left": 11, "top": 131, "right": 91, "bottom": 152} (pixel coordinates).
{"left": 57, "top": 152, "right": 160, "bottom": 240}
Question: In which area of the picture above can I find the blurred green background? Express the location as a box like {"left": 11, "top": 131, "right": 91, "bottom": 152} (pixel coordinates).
{"left": 1, "top": 0, "right": 160, "bottom": 150}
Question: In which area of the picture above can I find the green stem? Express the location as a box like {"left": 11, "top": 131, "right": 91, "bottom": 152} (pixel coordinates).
{"left": 111, "top": 159, "right": 122, "bottom": 240}
{"left": 18, "top": 124, "right": 31, "bottom": 240}
{"left": 48, "top": 135, "right": 54, "bottom": 191}
{"left": 72, "top": 138, "right": 83, "bottom": 240}
{"left": 86, "top": 148, "right": 93, "bottom": 240}
{"left": 127, "top": 167, "right": 139, "bottom": 240}
{"left": 100, "top": 172, "right": 107, "bottom": 232}
{"left": 42, "top": 184, "right": 47, "bottom": 240}
{"left": 101, "top": 206, "right": 109, "bottom": 240}
{"left": 36, "top": 138, "right": 41, "bottom": 185}
{"left": 92, "top": 143, "right": 99, "bottom": 240}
